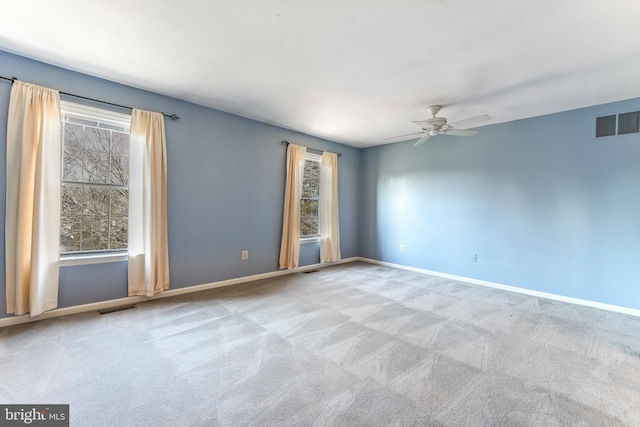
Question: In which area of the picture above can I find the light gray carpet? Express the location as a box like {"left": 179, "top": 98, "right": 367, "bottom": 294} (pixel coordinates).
{"left": 1, "top": 261, "right": 639, "bottom": 426}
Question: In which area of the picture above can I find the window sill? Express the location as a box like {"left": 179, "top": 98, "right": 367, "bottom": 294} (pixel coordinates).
{"left": 60, "top": 252, "right": 128, "bottom": 267}
{"left": 300, "top": 236, "right": 320, "bottom": 244}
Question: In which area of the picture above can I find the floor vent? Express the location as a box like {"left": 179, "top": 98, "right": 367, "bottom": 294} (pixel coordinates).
{"left": 97, "top": 304, "right": 136, "bottom": 315}
{"left": 303, "top": 269, "right": 320, "bottom": 274}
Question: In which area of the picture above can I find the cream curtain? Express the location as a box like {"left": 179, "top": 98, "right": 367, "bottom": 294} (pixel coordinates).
{"left": 5, "top": 81, "right": 61, "bottom": 317}
{"left": 319, "top": 152, "right": 341, "bottom": 263}
{"left": 128, "top": 109, "right": 170, "bottom": 297}
{"left": 279, "top": 143, "right": 307, "bottom": 269}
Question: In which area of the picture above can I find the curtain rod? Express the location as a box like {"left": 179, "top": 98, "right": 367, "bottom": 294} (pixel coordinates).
{"left": 281, "top": 140, "right": 342, "bottom": 157}
{"left": 0, "top": 75, "right": 180, "bottom": 120}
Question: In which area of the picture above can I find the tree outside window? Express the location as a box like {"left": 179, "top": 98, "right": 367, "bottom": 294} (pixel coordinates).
{"left": 300, "top": 155, "right": 320, "bottom": 237}
{"left": 60, "top": 104, "right": 130, "bottom": 253}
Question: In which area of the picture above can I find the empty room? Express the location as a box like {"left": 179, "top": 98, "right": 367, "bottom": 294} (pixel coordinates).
{"left": 1, "top": 1, "right": 639, "bottom": 426}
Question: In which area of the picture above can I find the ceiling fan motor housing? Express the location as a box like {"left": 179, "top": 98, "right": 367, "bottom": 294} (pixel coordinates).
{"left": 426, "top": 117, "right": 447, "bottom": 128}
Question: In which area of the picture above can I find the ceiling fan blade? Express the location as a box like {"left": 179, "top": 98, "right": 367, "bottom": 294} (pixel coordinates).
{"left": 445, "top": 129, "right": 478, "bottom": 137}
{"left": 384, "top": 131, "right": 424, "bottom": 141}
{"left": 413, "top": 134, "right": 432, "bottom": 146}
{"left": 448, "top": 114, "right": 491, "bottom": 129}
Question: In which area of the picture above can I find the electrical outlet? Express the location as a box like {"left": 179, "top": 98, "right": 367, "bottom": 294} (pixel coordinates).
{"left": 400, "top": 244, "right": 405, "bottom": 252}
{"left": 242, "top": 250, "right": 248, "bottom": 260}
{"left": 472, "top": 254, "right": 477, "bottom": 262}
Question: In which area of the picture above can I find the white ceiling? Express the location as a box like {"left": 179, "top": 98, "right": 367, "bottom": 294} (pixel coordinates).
{"left": 2, "top": 0, "right": 640, "bottom": 148}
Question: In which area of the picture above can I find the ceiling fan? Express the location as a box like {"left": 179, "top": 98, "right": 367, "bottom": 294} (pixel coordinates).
{"left": 387, "top": 105, "right": 491, "bottom": 146}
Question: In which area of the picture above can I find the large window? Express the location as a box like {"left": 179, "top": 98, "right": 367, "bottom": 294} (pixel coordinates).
{"left": 300, "top": 152, "right": 321, "bottom": 238}
{"left": 60, "top": 102, "right": 130, "bottom": 255}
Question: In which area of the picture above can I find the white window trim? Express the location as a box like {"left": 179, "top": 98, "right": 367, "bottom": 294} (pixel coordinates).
{"left": 300, "top": 235, "right": 320, "bottom": 244}
{"left": 60, "top": 101, "right": 131, "bottom": 266}
{"left": 60, "top": 100, "right": 131, "bottom": 129}
{"left": 300, "top": 152, "right": 322, "bottom": 241}
{"left": 60, "top": 251, "right": 128, "bottom": 267}
{"left": 305, "top": 152, "right": 322, "bottom": 163}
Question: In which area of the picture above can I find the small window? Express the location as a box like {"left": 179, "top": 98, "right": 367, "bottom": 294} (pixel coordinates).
{"left": 595, "top": 115, "right": 616, "bottom": 137}
{"left": 618, "top": 111, "right": 640, "bottom": 135}
{"left": 60, "top": 101, "right": 131, "bottom": 255}
{"left": 300, "top": 153, "right": 321, "bottom": 238}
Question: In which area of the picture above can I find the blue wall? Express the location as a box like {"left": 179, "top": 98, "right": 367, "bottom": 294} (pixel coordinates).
{"left": 3, "top": 49, "right": 640, "bottom": 316}
{"left": 359, "top": 99, "right": 640, "bottom": 310}
{"left": 0, "top": 50, "right": 361, "bottom": 317}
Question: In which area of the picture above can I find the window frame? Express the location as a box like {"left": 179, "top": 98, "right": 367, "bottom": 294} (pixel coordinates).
{"left": 300, "top": 152, "right": 322, "bottom": 243}
{"left": 59, "top": 101, "right": 131, "bottom": 266}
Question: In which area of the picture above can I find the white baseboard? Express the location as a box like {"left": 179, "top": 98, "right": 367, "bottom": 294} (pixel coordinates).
{"left": 4, "top": 256, "right": 637, "bottom": 328}
{"left": 0, "top": 257, "right": 358, "bottom": 328}
{"left": 357, "top": 257, "right": 640, "bottom": 318}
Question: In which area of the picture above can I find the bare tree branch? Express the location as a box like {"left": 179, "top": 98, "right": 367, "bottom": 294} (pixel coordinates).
{"left": 61, "top": 121, "right": 129, "bottom": 252}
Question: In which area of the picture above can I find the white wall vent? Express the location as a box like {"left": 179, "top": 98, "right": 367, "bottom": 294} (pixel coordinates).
{"left": 596, "top": 111, "right": 639, "bottom": 138}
